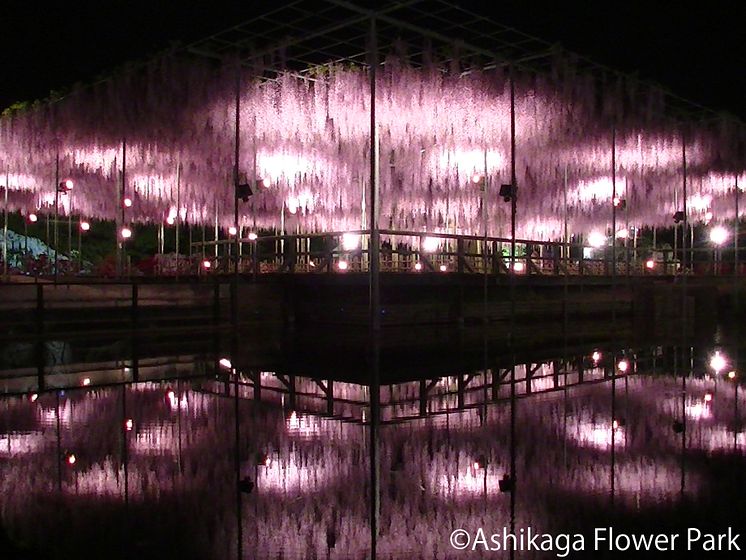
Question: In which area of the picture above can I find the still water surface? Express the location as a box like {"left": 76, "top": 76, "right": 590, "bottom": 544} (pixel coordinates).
{"left": 0, "top": 336, "right": 745, "bottom": 559}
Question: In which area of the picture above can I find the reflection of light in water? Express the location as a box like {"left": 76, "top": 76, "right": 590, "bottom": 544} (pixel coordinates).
{"left": 685, "top": 400, "right": 712, "bottom": 420}
{"left": 692, "top": 426, "right": 746, "bottom": 453}
{"left": 0, "top": 433, "right": 45, "bottom": 456}
{"left": 132, "top": 427, "right": 176, "bottom": 455}
{"left": 435, "top": 468, "right": 504, "bottom": 497}
{"left": 286, "top": 411, "right": 322, "bottom": 438}
{"left": 568, "top": 419, "right": 625, "bottom": 450}
{"left": 257, "top": 456, "right": 338, "bottom": 493}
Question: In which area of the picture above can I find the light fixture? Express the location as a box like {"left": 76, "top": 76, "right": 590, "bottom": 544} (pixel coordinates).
{"left": 30, "top": 393, "right": 38, "bottom": 402}
{"left": 704, "top": 392, "right": 713, "bottom": 403}
{"left": 219, "top": 358, "right": 232, "bottom": 369}
{"left": 309, "top": 260, "right": 316, "bottom": 268}
{"left": 645, "top": 259, "right": 655, "bottom": 269}
{"left": 616, "top": 228, "right": 629, "bottom": 239}
{"left": 612, "top": 197, "right": 626, "bottom": 209}
{"left": 81, "top": 377, "right": 91, "bottom": 386}
{"left": 499, "top": 183, "right": 516, "bottom": 203}
{"left": 120, "top": 227, "right": 132, "bottom": 240}
{"left": 414, "top": 262, "right": 423, "bottom": 271}
{"left": 228, "top": 226, "right": 238, "bottom": 236}
{"left": 341, "top": 233, "right": 360, "bottom": 251}
{"left": 79, "top": 221, "right": 90, "bottom": 232}
{"left": 498, "top": 474, "right": 514, "bottom": 493}
{"left": 238, "top": 477, "right": 255, "bottom": 494}
{"left": 66, "top": 453, "right": 76, "bottom": 466}
{"left": 471, "top": 173, "right": 483, "bottom": 185}
{"left": 166, "top": 216, "right": 175, "bottom": 225}
{"left": 587, "top": 231, "right": 606, "bottom": 248}
{"left": 612, "top": 420, "right": 619, "bottom": 430}
{"left": 592, "top": 351, "right": 602, "bottom": 363}
{"left": 422, "top": 236, "right": 439, "bottom": 252}
{"left": 122, "top": 197, "right": 133, "bottom": 208}
{"left": 338, "top": 260, "right": 349, "bottom": 271}
{"left": 124, "top": 419, "right": 133, "bottom": 431}
{"left": 513, "top": 262, "right": 525, "bottom": 272}
{"left": 617, "top": 359, "right": 629, "bottom": 373}
{"left": 248, "top": 232, "right": 258, "bottom": 241}
{"left": 28, "top": 213, "right": 38, "bottom": 223}
{"left": 710, "top": 351, "right": 727, "bottom": 374}
{"left": 709, "top": 225, "right": 728, "bottom": 246}
{"left": 202, "top": 260, "right": 212, "bottom": 269}
{"left": 57, "top": 179, "right": 74, "bottom": 193}
{"left": 728, "top": 371, "right": 736, "bottom": 380}
{"left": 439, "top": 264, "right": 447, "bottom": 272}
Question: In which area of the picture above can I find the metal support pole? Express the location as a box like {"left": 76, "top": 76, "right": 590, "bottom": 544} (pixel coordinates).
{"left": 3, "top": 166, "right": 8, "bottom": 279}
{"left": 175, "top": 160, "right": 181, "bottom": 279}
{"left": 735, "top": 176, "right": 740, "bottom": 277}
{"left": 54, "top": 151, "right": 59, "bottom": 282}
{"left": 368, "top": 16, "right": 380, "bottom": 560}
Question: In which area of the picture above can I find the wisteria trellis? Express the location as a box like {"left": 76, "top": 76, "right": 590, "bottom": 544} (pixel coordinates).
{"left": 1, "top": 48, "right": 745, "bottom": 239}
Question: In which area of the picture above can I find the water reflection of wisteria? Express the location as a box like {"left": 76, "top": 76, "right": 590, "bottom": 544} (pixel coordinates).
{"left": 0, "top": 368, "right": 743, "bottom": 558}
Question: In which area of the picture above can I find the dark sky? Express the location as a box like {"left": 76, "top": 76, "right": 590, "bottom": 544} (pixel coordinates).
{"left": 2, "top": 1, "right": 744, "bottom": 118}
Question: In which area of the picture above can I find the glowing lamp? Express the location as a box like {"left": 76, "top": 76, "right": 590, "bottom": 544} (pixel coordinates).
{"left": 728, "top": 371, "right": 736, "bottom": 380}
{"left": 710, "top": 351, "right": 727, "bottom": 374}
{"left": 166, "top": 216, "right": 175, "bottom": 225}
{"left": 587, "top": 231, "right": 606, "bottom": 248}
{"left": 219, "top": 358, "right": 232, "bottom": 369}
{"left": 439, "top": 264, "right": 447, "bottom": 272}
{"left": 57, "top": 179, "right": 74, "bottom": 192}
{"left": 30, "top": 393, "right": 38, "bottom": 402}
{"left": 414, "top": 262, "right": 423, "bottom": 271}
{"left": 338, "top": 260, "right": 349, "bottom": 271}
{"left": 123, "top": 197, "right": 133, "bottom": 208}
{"left": 617, "top": 359, "right": 629, "bottom": 373}
{"left": 513, "top": 262, "right": 525, "bottom": 272}
{"left": 120, "top": 227, "right": 132, "bottom": 240}
{"left": 81, "top": 377, "right": 91, "bottom": 386}
{"left": 704, "top": 392, "right": 713, "bottom": 403}
{"left": 612, "top": 197, "right": 626, "bottom": 209}
{"left": 79, "top": 221, "right": 90, "bottom": 232}
{"left": 67, "top": 453, "right": 76, "bottom": 466}
{"left": 248, "top": 232, "right": 258, "bottom": 241}
{"left": 709, "top": 226, "right": 728, "bottom": 246}
{"left": 612, "top": 420, "right": 619, "bottom": 430}
{"left": 592, "top": 351, "right": 601, "bottom": 363}
{"left": 202, "top": 260, "right": 212, "bottom": 269}
{"left": 422, "top": 236, "right": 439, "bottom": 252}
{"left": 471, "top": 173, "right": 483, "bottom": 184}
{"left": 28, "top": 213, "right": 38, "bottom": 223}
{"left": 309, "top": 260, "right": 316, "bottom": 268}
{"left": 616, "top": 228, "right": 629, "bottom": 240}
{"left": 124, "top": 419, "right": 133, "bottom": 431}
{"left": 645, "top": 259, "right": 655, "bottom": 269}
{"left": 228, "top": 226, "right": 238, "bottom": 236}
{"left": 341, "top": 233, "right": 360, "bottom": 251}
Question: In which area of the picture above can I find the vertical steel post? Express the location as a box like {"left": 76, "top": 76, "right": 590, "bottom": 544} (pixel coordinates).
{"left": 54, "top": 151, "right": 59, "bottom": 282}
{"left": 3, "top": 166, "right": 8, "bottom": 279}
{"left": 175, "top": 160, "right": 181, "bottom": 279}
{"left": 368, "top": 16, "right": 380, "bottom": 560}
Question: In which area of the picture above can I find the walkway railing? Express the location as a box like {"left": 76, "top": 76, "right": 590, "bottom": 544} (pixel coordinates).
{"left": 186, "top": 229, "right": 742, "bottom": 277}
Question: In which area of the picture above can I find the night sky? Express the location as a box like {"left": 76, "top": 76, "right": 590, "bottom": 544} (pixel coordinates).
{"left": 1, "top": 1, "right": 744, "bottom": 119}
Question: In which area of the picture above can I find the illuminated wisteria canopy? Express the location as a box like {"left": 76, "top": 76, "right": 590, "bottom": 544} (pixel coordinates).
{"left": 1, "top": 0, "right": 745, "bottom": 239}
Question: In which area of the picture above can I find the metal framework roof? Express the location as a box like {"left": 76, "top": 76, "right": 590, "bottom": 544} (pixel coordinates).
{"left": 182, "top": 0, "right": 733, "bottom": 126}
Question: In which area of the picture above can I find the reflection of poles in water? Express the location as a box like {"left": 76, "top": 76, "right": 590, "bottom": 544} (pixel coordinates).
{"left": 122, "top": 385, "right": 129, "bottom": 509}
{"left": 680, "top": 132, "right": 688, "bottom": 497}
{"left": 56, "top": 391, "right": 62, "bottom": 492}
